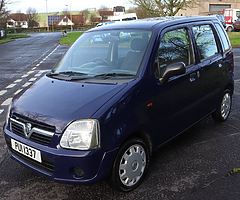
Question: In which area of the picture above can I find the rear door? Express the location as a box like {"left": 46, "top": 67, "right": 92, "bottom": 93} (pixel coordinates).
{"left": 191, "top": 23, "right": 225, "bottom": 115}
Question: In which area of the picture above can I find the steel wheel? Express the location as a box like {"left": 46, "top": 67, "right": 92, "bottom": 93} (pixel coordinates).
{"left": 212, "top": 90, "right": 232, "bottom": 122}
{"left": 119, "top": 144, "right": 146, "bottom": 187}
{"left": 110, "top": 138, "right": 150, "bottom": 192}
{"left": 221, "top": 93, "right": 231, "bottom": 120}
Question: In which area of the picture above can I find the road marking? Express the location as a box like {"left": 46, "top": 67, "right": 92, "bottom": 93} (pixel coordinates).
{"left": 14, "top": 89, "right": 23, "bottom": 95}
{"left": 35, "top": 73, "right": 42, "bottom": 77}
{"left": 2, "top": 98, "right": 12, "bottom": 106}
{"left": 22, "top": 74, "right": 29, "bottom": 78}
{"left": 32, "top": 67, "right": 36, "bottom": 70}
{"left": 0, "top": 109, "right": 4, "bottom": 115}
{"left": 0, "top": 90, "right": 7, "bottom": 96}
{"left": 29, "top": 78, "right": 37, "bottom": 82}
{"left": 27, "top": 71, "right": 34, "bottom": 75}
{"left": 6, "top": 84, "right": 16, "bottom": 89}
{"left": 14, "top": 79, "right": 22, "bottom": 83}
{"left": 22, "top": 82, "right": 32, "bottom": 88}
{"left": 36, "top": 64, "right": 40, "bottom": 67}
{"left": 235, "top": 79, "right": 240, "bottom": 82}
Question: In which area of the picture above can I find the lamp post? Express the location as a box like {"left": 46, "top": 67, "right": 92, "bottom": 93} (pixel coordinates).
{"left": 65, "top": 4, "right": 73, "bottom": 31}
{"left": 46, "top": 0, "right": 49, "bottom": 31}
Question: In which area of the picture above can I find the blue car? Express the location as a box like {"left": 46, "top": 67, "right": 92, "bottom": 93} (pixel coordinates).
{"left": 4, "top": 16, "right": 234, "bottom": 192}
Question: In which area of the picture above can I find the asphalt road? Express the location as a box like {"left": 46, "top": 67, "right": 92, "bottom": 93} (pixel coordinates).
{"left": 0, "top": 35, "right": 240, "bottom": 200}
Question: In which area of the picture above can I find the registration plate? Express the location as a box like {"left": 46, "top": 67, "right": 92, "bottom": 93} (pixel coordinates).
{"left": 11, "top": 139, "right": 42, "bottom": 163}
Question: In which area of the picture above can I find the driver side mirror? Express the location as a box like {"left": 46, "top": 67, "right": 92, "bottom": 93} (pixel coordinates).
{"left": 159, "top": 62, "right": 186, "bottom": 84}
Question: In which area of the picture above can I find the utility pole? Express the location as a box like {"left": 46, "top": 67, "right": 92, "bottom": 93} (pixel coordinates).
{"left": 66, "top": 4, "right": 73, "bottom": 31}
{"left": 46, "top": 0, "right": 49, "bottom": 31}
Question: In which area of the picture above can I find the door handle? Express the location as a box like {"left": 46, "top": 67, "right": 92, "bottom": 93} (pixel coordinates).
{"left": 189, "top": 71, "right": 200, "bottom": 82}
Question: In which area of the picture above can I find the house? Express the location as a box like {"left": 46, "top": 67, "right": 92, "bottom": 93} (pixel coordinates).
{"left": 177, "top": 0, "right": 240, "bottom": 16}
{"left": 48, "top": 14, "right": 85, "bottom": 27}
{"left": 7, "top": 13, "right": 28, "bottom": 28}
{"left": 98, "top": 10, "right": 114, "bottom": 21}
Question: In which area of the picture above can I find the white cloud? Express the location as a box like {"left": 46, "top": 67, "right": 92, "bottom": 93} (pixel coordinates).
{"left": 7, "top": 0, "right": 134, "bottom": 13}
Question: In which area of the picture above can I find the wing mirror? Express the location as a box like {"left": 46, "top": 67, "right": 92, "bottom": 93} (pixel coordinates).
{"left": 160, "top": 62, "right": 186, "bottom": 84}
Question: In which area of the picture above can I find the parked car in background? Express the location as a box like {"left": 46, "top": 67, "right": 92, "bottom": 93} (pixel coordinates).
{"left": 224, "top": 8, "right": 240, "bottom": 32}
{"left": 4, "top": 16, "right": 234, "bottom": 192}
{"left": 233, "top": 18, "right": 240, "bottom": 31}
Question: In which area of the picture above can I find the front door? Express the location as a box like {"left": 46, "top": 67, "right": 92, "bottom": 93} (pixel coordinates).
{"left": 149, "top": 26, "right": 202, "bottom": 144}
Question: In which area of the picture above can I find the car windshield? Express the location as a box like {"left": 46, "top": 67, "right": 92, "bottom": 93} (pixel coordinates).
{"left": 53, "top": 30, "right": 152, "bottom": 80}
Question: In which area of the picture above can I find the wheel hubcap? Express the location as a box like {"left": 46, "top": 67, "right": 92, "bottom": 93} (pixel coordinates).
{"left": 221, "top": 93, "right": 231, "bottom": 120}
{"left": 119, "top": 144, "right": 146, "bottom": 187}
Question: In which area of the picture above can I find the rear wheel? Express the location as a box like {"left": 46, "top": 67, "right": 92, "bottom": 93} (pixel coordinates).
{"left": 212, "top": 90, "right": 232, "bottom": 122}
{"left": 110, "top": 138, "right": 150, "bottom": 192}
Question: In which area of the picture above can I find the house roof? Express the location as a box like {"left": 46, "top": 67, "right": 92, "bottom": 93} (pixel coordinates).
{"left": 9, "top": 13, "right": 27, "bottom": 21}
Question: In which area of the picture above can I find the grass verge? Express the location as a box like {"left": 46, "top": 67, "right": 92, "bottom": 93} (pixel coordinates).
{"left": 59, "top": 31, "right": 83, "bottom": 46}
{"left": 0, "top": 33, "right": 30, "bottom": 44}
{"left": 228, "top": 32, "right": 240, "bottom": 48}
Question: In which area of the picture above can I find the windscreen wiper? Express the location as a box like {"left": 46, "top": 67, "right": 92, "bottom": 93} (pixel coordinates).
{"left": 46, "top": 71, "right": 90, "bottom": 81}
{"left": 93, "top": 73, "right": 135, "bottom": 79}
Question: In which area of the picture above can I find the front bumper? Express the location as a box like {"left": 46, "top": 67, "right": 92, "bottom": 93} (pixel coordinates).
{"left": 4, "top": 127, "right": 118, "bottom": 184}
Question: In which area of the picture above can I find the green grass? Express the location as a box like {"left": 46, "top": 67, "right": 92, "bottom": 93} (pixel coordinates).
{"left": 59, "top": 31, "right": 83, "bottom": 46}
{"left": 228, "top": 32, "right": 240, "bottom": 48}
{"left": 0, "top": 33, "right": 30, "bottom": 44}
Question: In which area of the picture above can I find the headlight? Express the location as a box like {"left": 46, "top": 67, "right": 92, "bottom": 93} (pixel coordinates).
{"left": 60, "top": 119, "right": 100, "bottom": 150}
{"left": 5, "top": 103, "right": 12, "bottom": 126}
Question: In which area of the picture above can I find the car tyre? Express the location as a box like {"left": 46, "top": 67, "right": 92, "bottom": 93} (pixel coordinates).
{"left": 212, "top": 89, "right": 232, "bottom": 122}
{"left": 110, "top": 138, "right": 150, "bottom": 192}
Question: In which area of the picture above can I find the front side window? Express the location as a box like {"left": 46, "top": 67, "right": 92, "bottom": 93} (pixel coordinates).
{"left": 156, "top": 28, "right": 193, "bottom": 77}
{"left": 192, "top": 25, "right": 219, "bottom": 60}
{"left": 54, "top": 30, "right": 152, "bottom": 79}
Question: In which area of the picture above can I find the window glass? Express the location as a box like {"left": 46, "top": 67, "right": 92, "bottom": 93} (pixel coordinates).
{"left": 215, "top": 23, "right": 230, "bottom": 51}
{"left": 192, "top": 25, "right": 218, "bottom": 60}
{"left": 55, "top": 30, "right": 152, "bottom": 76}
{"left": 157, "top": 28, "right": 193, "bottom": 73}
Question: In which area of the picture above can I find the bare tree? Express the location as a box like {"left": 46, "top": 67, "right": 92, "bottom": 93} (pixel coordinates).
{"left": 0, "top": 0, "right": 10, "bottom": 28}
{"left": 26, "top": 7, "right": 39, "bottom": 28}
{"left": 131, "top": 0, "right": 199, "bottom": 17}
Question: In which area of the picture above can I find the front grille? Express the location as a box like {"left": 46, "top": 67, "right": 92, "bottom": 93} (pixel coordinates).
{"left": 10, "top": 113, "right": 55, "bottom": 146}
{"left": 12, "top": 113, "right": 55, "bottom": 132}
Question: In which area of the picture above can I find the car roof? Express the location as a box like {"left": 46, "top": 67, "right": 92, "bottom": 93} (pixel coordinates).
{"left": 89, "top": 16, "right": 219, "bottom": 32}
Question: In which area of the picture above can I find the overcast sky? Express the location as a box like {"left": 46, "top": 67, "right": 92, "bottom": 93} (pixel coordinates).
{"left": 8, "top": 0, "right": 134, "bottom": 13}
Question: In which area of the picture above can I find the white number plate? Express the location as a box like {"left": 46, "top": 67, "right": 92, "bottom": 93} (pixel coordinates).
{"left": 11, "top": 139, "right": 42, "bottom": 163}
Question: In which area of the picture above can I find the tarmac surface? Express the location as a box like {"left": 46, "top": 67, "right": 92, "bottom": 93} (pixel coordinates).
{"left": 0, "top": 33, "right": 240, "bottom": 200}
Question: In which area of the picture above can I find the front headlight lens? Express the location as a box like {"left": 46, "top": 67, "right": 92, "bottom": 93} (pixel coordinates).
{"left": 60, "top": 119, "right": 100, "bottom": 150}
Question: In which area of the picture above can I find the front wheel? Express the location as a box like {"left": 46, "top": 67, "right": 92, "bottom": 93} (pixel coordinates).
{"left": 212, "top": 90, "right": 232, "bottom": 122}
{"left": 110, "top": 138, "right": 150, "bottom": 192}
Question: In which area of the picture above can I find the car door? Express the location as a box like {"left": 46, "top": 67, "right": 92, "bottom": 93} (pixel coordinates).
{"left": 149, "top": 26, "right": 203, "bottom": 143}
{"left": 191, "top": 23, "right": 225, "bottom": 115}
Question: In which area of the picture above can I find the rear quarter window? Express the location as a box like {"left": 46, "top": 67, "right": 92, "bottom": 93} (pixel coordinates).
{"left": 215, "top": 23, "right": 231, "bottom": 52}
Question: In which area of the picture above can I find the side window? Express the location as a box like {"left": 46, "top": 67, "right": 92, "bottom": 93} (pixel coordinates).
{"left": 215, "top": 23, "right": 231, "bottom": 52}
{"left": 192, "top": 25, "right": 219, "bottom": 60}
{"left": 157, "top": 28, "right": 193, "bottom": 76}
